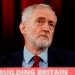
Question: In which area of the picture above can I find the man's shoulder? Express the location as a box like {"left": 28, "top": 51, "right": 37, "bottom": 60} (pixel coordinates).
{"left": 48, "top": 47, "right": 75, "bottom": 56}
{"left": 48, "top": 47, "right": 75, "bottom": 66}
{"left": 0, "top": 50, "right": 23, "bottom": 67}
{"left": 0, "top": 50, "right": 23, "bottom": 58}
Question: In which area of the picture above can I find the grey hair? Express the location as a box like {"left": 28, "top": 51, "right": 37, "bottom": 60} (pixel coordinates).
{"left": 21, "top": 4, "right": 56, "bottom": 23}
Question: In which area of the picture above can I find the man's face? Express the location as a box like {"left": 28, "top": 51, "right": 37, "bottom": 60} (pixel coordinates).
{"left": 25, "top": 8, "right": 57, "bottom": 49}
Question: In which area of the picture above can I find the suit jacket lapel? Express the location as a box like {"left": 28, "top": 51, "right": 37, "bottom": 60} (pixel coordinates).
{"left": 48, "top": 47, "right": 62, "bottom": 67}
{"left": 5, "top": 50, "right": 23, "bottom": 67}
{"left": 13, "top": 50, "right": 23, "bottom": 67}
{"left": 48, "top": 47, "right": 56, "bottom": 67}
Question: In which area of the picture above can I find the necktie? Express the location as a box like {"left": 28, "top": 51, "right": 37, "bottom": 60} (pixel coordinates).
{"left": 32, "top": 55, "right": 40, "bottom": 67}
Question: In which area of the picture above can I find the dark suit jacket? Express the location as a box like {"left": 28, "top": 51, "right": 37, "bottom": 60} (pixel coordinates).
{"left": 0, "top": 47, "right": 75, "bottom": 67}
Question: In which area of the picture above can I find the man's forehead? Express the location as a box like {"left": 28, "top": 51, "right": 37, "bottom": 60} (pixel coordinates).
{"left": 33, "top": 8, "right": 55, "bottom": 15}
{"left": 33, "top": 9, "right": 56, "bottom": 18}
{"left": 31, "top": 8, "right": 57, "bottom": 23}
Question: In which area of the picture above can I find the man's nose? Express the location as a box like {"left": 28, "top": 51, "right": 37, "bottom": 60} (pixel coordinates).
{"left": 42, "top": 23, "right": 50, "bottom": 32}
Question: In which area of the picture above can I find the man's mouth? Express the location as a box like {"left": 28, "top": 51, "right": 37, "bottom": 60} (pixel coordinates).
{"left": 39, "top": 35, "right": 48, "bottom": 38}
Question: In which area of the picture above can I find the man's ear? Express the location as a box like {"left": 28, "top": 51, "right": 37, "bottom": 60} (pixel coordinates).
{"left": 19, "top": 22, "right": 26, "bottom": 35}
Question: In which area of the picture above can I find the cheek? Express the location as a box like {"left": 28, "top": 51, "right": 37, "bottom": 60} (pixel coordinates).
{"left": 35, "top": 29, "right": 41, "bottom": 35}
{"left": 35, "top": 26, "right": 43, "bottom": 34}
{"left": 49, "top": 30, "right": 54, "bottom": 38}
{"left": 27, "top": 27, "right": 36, "bottom": 35}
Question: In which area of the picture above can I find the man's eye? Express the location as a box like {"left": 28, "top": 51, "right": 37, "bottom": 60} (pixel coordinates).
{"left": 49, "top": 23, "right": 55, "bottom": 29}
{"left": 37, "top": 20, "right": 41, "bottom": 23}
{"left": 49, "top": 23, "right": 54, "bottom": 27}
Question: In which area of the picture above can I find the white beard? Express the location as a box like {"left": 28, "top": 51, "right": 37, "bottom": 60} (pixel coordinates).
{"left": 33, "top": 36, "right": 52, "bottom": 49}
{"left": 26, "top": 32, "right": 52, "bottom": 49}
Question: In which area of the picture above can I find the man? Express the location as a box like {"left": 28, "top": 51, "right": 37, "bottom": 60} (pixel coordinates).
{"left": 0, "top": 4, "right": 75, "bottom": 67}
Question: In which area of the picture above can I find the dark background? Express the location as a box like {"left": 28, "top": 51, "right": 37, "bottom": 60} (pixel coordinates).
{"left": 0, "top": 0, "right": 75, "bottom": 56}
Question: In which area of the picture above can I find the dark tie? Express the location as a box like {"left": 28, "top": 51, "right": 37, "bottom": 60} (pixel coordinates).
{"left": 32, "top": 55, "right": 40, "bottom": 67}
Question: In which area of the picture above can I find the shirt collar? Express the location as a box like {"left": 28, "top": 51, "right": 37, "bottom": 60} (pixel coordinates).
{"left": 23, "top": 46, "right": 34, "bottom": 63}
{"left": 23, "top": 46, "right": 48, "bottom": 63}
{"left": 38, "top": 49, "right": 48, "bottom": 63}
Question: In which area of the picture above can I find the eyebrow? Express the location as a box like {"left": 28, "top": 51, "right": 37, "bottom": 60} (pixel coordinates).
{"left": 36, "top": 17, "right": 55, "bottom": 24}
{"left": 36, "top": 17, "right": 46, "bottom": 20}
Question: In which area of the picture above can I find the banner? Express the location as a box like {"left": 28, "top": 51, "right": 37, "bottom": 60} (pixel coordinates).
{"left": 0, "top": 67, "right": 75, "bottom": 75}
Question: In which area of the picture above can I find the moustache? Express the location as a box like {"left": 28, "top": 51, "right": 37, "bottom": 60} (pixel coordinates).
{"left": 38, "top": 34, "right": 49, "bottom": 39}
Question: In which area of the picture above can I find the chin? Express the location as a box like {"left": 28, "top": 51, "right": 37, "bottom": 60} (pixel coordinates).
{"left": 35, "top": 40, "right": 52, "bottom": 49}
